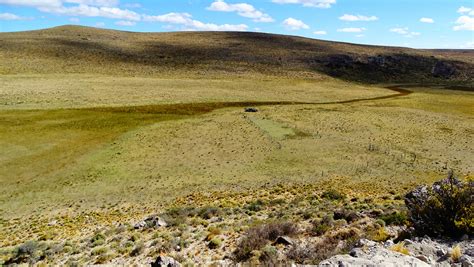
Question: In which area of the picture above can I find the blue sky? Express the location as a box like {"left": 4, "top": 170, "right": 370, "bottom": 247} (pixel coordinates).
{"left": 0, "top": 0, "right": 473, "bottom": 48}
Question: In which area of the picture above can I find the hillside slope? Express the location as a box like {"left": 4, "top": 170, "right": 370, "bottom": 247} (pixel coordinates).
{"left": 0, "top": 25, "right": 473, "bottom": 85}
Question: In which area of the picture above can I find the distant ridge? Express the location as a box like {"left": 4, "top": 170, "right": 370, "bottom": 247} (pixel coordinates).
{"left": 0, "top": 25, "right": 472, "bottom": 85}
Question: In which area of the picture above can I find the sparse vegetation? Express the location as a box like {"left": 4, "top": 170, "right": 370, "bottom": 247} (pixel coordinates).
{"left": 0, "top": 25, "right": 473, "bottom": 266}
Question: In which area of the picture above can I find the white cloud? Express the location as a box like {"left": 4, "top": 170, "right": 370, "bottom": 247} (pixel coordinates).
{"left": 282, "top": 17, "right": 309, "bottom": 30}
{"left": 337, "top": 27, "right": 365, "bottom": 33}
{"left": 272, "top": 0, "right": 336, "bottom": 8}
{"left": 0, "top": 0, "right": 117, "bottom": 8}
{"left": 313, "top": 30, "right": 326, "bottom": 35}
{"left": 419, "top": 17, "right": 434, "bottom": 23}
{"left": 457, "top": 6, "right": 474, "bottom": 16}
{"left": 95, "top": 21, "right": 105, "bottom": 27}
{"left": 65, "top": 0, "right": 118, "bottom": 7}
{"left": 143, "top": 12, "right": 248, "bottom": 31}
{"left": 453, "top": 15, "right": 474, "bottom": 31}
{"left": 0, "top": 12, "right": 29, "bottom": 20}
{"left": 69, "top": 17, "right": 79, "bottom": 22}
{"left": 39, "top": 5, "right": 141, "bottom": 21}
{"left": 115, "top": 20, "right": 135, "bottom": 26}
{"left": 355, "top": 34, "right": 364, "bottom": 37}
{"left": 339, "top": 14, "right": 378, "bottom": 21}
{"left": 0, "top": 0, "right": 62, "bottom": 8}
{"left": 207, "top": 0, "right": 273, "bottom": 22}
{"left": 390, "top": 27, "right": 420, "bottom": 37}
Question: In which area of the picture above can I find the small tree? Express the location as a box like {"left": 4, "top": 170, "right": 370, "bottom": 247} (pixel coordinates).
{"left": 404, "top": 171, "right": 473, "bottom": 237}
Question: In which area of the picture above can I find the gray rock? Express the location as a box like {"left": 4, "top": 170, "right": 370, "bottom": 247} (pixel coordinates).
{"left": 134, "top": 215, "right": 167, "bottom": 229}
{"left": 416, "top": 255, "right": 431, "bottom": 264}
{"left": 384, "top": 240, "right": 395, "bottom": 248}
{"left": 274, "top": 236, "right": 294, "bottom": 246}
{"left": 151, "top": 255, "right": 181, "bottom": 267}
{"left": 461, "top": 255, "right": 474, "bottom": 267}
{"left": 437, "top": 248, "right": 447, "bottom": 257}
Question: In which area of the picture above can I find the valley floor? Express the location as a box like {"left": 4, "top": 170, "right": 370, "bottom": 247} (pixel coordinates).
{"left": 0, "top": 74, "right": 473, "bottom": 264}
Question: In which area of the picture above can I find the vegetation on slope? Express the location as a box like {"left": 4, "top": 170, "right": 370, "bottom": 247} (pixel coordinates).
{"left": 1, "top": 25, "right": 473, "bottom": 85}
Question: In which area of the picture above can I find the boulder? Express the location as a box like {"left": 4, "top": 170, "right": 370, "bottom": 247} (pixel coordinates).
{"left": 320, "top": 246, "right": 430, "bottom": 267}
{"left": 151, "top": 255, "right": 181, "bottom": 267}
{"left": 274, "top": 236, "right": 294, "bottom": 246}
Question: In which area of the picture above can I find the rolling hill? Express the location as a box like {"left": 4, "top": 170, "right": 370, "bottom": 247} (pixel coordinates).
{"left": 0, "top": 25, "right": 473, "bottom": 85}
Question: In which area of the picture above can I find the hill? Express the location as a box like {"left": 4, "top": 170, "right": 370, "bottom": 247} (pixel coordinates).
{"left": 0, "top": 25, "right": 473, "bottom": 85}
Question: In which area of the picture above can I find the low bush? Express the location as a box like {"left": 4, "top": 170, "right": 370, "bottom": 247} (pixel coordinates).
{"left": 234, "top": 222, "right": 297, "bottom": 262}
{"left": 379, "top": 212, "right": 408, "bottom": 226}
{"left": 405, "top": 171, "right": 473, "bottom": 237}
{"left": 321, "top": 189, "right": 346, "bottom": 201}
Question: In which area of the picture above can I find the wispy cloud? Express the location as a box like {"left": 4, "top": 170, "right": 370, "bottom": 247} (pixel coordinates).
{"left": 339, "top": 14, "right": 377, "bottom": 21}
{"left": 115, "top": 20, "right": 136, "bottom": 26}
{"left": 272, "top": 0, "right": 336, "bottom": 9}
{"left": 313, "top": 30, "right": 327, "bottom": 35}
{"left": 337, "top": 27, "right": 365, "bottom": 33}
{"left": 207, "top": 0, "right": 273, "bottom": 22}
{"left": 0, "top": 12, "right": 31, "bottom": 20}
{"left": 390, "top": 27, "right": 420, "bottom": 37}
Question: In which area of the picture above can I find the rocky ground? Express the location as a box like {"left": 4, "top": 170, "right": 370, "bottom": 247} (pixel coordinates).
{"left": 1, "top": 181, "right": 472, "bottom": 266}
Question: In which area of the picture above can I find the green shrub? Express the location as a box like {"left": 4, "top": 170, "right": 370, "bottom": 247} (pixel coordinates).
{"left": 321, "top": 189, "right": 345, "bottom": 201}
{"left": 405, "top": 172, "right": 473, "bottom": 237}
{"left": 208, "top": 237, "right": 222, "bottom": 249}
{"left": 379, "top": 212, "right": 408, "bottom": 226}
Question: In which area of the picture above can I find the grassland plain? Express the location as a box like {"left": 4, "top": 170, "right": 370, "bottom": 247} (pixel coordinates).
{"left": 0, "top": 26, "right": 473, "bottom": 265}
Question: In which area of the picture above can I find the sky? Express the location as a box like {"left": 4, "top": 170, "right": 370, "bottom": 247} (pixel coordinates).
{"left": 0, "top": 0, "right": 473, "bottom": 49}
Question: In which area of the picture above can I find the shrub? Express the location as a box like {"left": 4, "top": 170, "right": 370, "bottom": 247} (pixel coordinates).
{"left": 321, "top": 189, "right": 345, "bottom": 201}
{"left": 311, "top": 215, "right": 333, "bottom": 236}
{"left": 379, "top": 212, "right": 408, "bottom": 226}
{"left": 5, "top": 241, "right": 41, "bottom": 265}
{"left": 130, "top": 242, "right": 144, "bottom": 256}
{"left": 208, "top": 237, "right": 222, "bottom": 249}
{"left": 404, "top": 171, "right": 473, "bottom": 237}
{"left": 234, "top": 222, "right": 297, "bottom": 262}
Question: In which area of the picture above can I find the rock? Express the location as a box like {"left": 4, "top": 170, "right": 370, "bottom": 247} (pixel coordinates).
{"left": 432, "top": 61, "right": 456, "bottom": 78}
{"left": 416, "top": 255, "right": 431, "bottom": 264}
{"left": 349, "top": 248, "right": 365, "bottom": 258}
{"left": 48, "top": 220, "right": 57, "bottom": 226}
{"left": 244, "top": 107, "right": 258, "bottom": 112}
{"left": 274, "top": 236, "right": 293, "bottom": 246}
{"left": 151, "top": 255, "right": 181, "bottom": 267}
{"left": 437, "top": 248, "right": 447, "bottom": 257}
{"left": 384, "top": 240, "right": 395, "bottom": 248}
{"left": 134, "top": 215, "right": 167, "bottom": 229}
{"left": 461, "top": 255, "right": 474, "bottom": 267}
{"left": 356, "top": 238, "right": 376, "bottom": 248}
{"left": 321, "top": 246, "right": 430, "bottom": 267}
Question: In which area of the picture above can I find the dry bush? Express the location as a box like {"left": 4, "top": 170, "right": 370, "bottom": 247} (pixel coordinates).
{"left": 234, "top": 222, "right": 297, "bottom": 262}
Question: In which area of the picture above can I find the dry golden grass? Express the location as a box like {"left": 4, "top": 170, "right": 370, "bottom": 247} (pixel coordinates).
{"left": 391, "top": 242, "right": 410, "bottom": 255}
{"left": 0, "top": 26, "right": 473, "bottom": 254}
